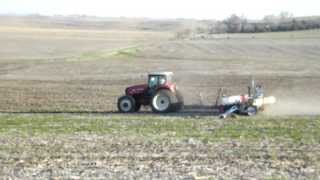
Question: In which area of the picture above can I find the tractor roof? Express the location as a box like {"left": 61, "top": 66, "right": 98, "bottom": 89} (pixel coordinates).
{"left": 149, "top": 72, "right": 173, "bottom": 76}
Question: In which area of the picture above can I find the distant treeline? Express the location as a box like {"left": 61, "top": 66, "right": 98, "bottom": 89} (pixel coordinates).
{"left": 176, "top": 12, "right": 320, "bottom": 38}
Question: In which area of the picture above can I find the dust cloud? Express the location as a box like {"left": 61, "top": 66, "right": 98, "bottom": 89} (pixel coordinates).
{"left": 264, "top": 97, "right": 320, "bottom": 116}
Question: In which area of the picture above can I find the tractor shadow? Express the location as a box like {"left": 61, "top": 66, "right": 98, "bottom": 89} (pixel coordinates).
{"left": 133, "top": 104, "right": 220, "bottom": 117}
{"left": 0, "top": 105, "right": 220, "bottom": 117}
{"left": 159, "top": 105, "right": 220, "bottom": 117}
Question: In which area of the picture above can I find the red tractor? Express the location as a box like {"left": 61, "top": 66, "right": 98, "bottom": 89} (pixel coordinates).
{"left": 117, "top": 72, "right": 184, "bottom": 113}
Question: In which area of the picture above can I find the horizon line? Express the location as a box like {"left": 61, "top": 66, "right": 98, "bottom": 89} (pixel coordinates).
{"left": 1, "top": 12, "right": 320, "bottom": 21}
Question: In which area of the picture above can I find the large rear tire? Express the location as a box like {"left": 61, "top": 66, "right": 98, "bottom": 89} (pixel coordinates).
{"left": 151, "top": 90, "right": 174, "bottom": 113}
{"left": 117, "top": 95, "right": 136, "bottom": 113}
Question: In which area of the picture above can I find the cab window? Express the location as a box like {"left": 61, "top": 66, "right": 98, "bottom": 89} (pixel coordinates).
{"left": 149, "top": 76, "right": 158, "bottom": 88}
{"left": 159, "top": 76, "right": 166, "bottom": 85}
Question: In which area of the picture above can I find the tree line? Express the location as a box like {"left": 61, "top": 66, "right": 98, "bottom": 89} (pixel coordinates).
{"left": 214, "top": 13, "right": 320, "bottom": 34}
{"left": 176, "top": 12, "right": 320, "bottom": 38}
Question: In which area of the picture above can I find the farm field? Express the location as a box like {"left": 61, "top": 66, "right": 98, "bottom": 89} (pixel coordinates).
{"left": 0, "top": 17, "right": 320, "bottom": 179}
{"left": 0, "top": 114, "right": 319, "bottom": 179}
{"left": 0, "top": 23, "right": 320, "bottom": 114}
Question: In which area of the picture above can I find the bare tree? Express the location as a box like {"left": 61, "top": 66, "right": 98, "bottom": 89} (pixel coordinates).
{"left": 224, "top": 14, "right": 244, "bottom": 33}
{"left": 279, "top": 12, "right": 293, "bottom": 22}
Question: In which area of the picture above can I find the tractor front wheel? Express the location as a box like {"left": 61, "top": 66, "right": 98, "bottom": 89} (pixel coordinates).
{"left": 117, "top": 95, "right": 136, "bottom": 113}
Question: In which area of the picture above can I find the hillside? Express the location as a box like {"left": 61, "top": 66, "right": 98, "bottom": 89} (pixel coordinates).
{"left": 0, "top": 14, "right": 206, "bottom": 31}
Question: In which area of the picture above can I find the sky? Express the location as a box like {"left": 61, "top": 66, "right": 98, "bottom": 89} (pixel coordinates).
{"left": 0, "top": 0, "right": 319, "bottom": 20}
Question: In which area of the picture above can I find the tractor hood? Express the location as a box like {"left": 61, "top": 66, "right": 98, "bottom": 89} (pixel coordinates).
{"left": 125, "top": 84, "right": 148, "bottom": 96}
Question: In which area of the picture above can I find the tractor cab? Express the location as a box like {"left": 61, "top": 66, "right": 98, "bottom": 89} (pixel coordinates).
{"left": 148, "top": 72, "right": 173, "bottom": 89}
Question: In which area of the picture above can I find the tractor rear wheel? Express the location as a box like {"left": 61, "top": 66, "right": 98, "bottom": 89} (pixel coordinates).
{"left": 151, "top": 90, "right": 174, "bottom": 113}
{"left": 117, "top": 95, "right": 136, "bottom": 113}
